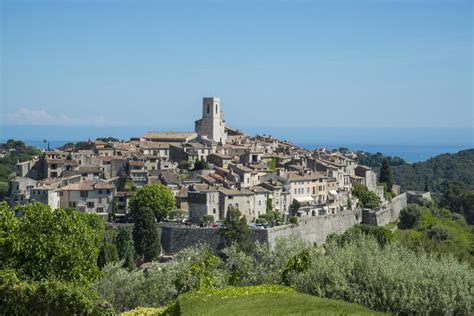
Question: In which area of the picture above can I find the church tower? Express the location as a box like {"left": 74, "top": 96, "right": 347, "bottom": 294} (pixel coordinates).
{"left": 195, "top": 97, "right": 227, "bottom": 144}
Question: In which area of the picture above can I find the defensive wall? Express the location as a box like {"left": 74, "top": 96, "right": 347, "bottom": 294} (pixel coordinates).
{"left": 361, "top": 193, "right": 407, "bottom": 226}
{"left": 161, "top": 194, "right": 407, "bottom": 254}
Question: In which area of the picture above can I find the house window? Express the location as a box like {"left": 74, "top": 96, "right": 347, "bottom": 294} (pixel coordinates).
{"left": 69, "top": 202, "right": 76, "bottom": 208}
{"left": 106, "top": 189, "right": 111, "bottom": 194}
{"left": 97, "top": 207, "right": 104, "bottom": 212}
{"left": 258, "top": 200, "right": 261, "bottom": 206}
{"left": 58, "top": 191, "right": 63, "bottom": 197}
{"left": 87, "top": 202, "right": 94, "bottom": 208}
{"left": 98, "top": 190, "right": 103, "bottom": 194}
{"left": 213, "top": 208, "right": 216, "bottom": 214}
{"left": 80, "top": 191, "right": 88, "bottom": 197}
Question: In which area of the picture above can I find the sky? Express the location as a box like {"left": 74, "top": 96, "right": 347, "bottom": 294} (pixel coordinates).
{"left": 1, "top": 0, "right": 473, "bottom": 131}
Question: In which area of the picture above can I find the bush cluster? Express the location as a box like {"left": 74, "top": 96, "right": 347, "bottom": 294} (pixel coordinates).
{"left": 291, "top": 235, "right": 473, "bottom": 314}
{"left": 95, "top": 234, "right": 473, "bottom": 315}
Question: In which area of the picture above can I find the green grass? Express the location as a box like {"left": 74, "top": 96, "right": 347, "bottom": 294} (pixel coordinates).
{"left": 165, "top": 285, "right": 386, "bottom": 316}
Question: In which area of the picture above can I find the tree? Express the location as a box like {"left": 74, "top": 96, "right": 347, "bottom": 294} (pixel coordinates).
{"left": 130, "top": 184, "right": 175, "bottom": 221}
{"left": 222, "top": 206, "right": 254, "bottom": 254}
{"left": 132, "top": 207, "right": 160, "bottom": 262}
{"left": 97, "top": 242, "right": 119, "bottom": 269}
{"left": 178, "top": 160, "right": 191, "bottom": 170}
{"left": 398, "top": 205, "right": 422, "bottom": 229}
{"left": 439, "top": 181, "right": 465, "bottom": 214}
{"left": 111, "top": 200, "right": 118, "bottom": 222}
{"left": 290, "top": 199, "right": 301, "bottom": 216}
{"left": 193, "top": 158, "right": 209, "bottom": 171}
{"left": 0, "top": 202, "right": 101, "bottom": 283}
{"left": 200, "top": 214, "right": 214, "bottom": 226}
{"left": 379, "top": 158, "right": 393, "bottom": 190}
{"left": 461, "top": 188, "right": 474, "bottom": 225}
{"left": 352, "top": 184, "right": 381, "bottom": 209}
{"left": 268, "top": 157, "right": 277, "bottom": 171}
{"left": 427, "top": 225, "right": 451, "bottom": 241}
{"left": 115, "top": 226, "right": 136, "bottom": 270}
{"left": 168, "top": 209, "right": 187, "bottom": 222}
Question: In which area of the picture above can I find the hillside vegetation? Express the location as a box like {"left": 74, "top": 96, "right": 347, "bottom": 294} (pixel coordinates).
{"left": 354, "top": 149, "right": 474, "bottom": 193}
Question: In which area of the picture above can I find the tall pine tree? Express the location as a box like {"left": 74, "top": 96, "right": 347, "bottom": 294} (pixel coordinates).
{"left": 379, "top": 158, "right": 393, "bottom": 190}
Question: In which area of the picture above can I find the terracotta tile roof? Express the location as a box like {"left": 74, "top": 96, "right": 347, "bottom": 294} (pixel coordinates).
{"left": 144, "top": 131, "right": 197, "bottom": 141}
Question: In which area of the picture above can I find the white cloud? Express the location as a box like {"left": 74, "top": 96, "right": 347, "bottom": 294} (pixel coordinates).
{"left": 2, "top": 108, "right": 108, "bottom": 126}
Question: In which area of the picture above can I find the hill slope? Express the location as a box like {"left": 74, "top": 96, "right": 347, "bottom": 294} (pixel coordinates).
{"left": 163, "top": 285, "right": 386, "bottom": 316}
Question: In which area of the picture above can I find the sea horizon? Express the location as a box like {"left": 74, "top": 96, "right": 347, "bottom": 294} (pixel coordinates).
{"left": 1, "top": 125, "right": 472, "bottom": 163}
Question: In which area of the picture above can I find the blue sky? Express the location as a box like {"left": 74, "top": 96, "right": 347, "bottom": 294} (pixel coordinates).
{"left": 1, "top": 0, "right": 472, "bottom": 130}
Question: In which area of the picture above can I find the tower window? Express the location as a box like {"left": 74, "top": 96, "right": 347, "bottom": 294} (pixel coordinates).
{"left": 215, "top": 104, "right": 218, "bottom": 113}
{"left": 207, "top": 104, "right": 210, "bottom": 114}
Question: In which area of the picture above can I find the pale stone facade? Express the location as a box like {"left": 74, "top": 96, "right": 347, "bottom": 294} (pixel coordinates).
{"left": 195, "top": 97, "right": 227, "bottom": 144}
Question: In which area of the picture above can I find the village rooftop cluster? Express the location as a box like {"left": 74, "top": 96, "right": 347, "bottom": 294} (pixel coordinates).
{"left": 7, "top": 97, "right": 393, "bottom": 224}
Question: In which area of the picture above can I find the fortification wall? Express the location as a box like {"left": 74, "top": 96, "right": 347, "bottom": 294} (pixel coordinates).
{"left": 160, "top": 225, "right": 267, "bottom": 254}
{"left": 267, "top": 211, "right": 362, "bottom": 246}
{"left": 161, "top": 210, "right": 363, "bottom": 253}
{"left": 361, "top": 193, "right": 407, "bottom": 226}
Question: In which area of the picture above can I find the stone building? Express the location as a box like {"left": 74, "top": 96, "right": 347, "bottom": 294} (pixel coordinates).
{"left": 195, "top": 97, "right": 227, "bottom": 144}
{"left": 57, "top": 180, "right": 115, "bottom": 216}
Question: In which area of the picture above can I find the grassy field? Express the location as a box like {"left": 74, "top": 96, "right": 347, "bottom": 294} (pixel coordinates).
{"left": 166, "top": 285, "right": 386, "bottom": 316}
{"left": 121, "top": 285, "right": 386, "bottom": 315}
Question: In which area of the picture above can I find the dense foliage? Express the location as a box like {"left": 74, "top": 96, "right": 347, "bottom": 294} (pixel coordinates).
{"left": 352, "top": 184, "right": 381, "bottom": 209}
{"left": 95, "top": 234, "right": 473, "bottom": 314}
{"left": 0, "top": 270, "right": 114, "bottom": 316}
{"left": 398, "top": 204, "right": 422, "bottom": 229}
{"left": 0, "top": 202, "right": 115, "bottom": 315}
{"left": 354, "top": 151, "right": 406, "bottom": 168}
{"left": 439, "top": 181, "right": 474, "bottom": 225}
{"left": 355, "top": 149, "right": 474, "bottom": 194}
{"left": 0, "top": 202, "right": 102, "bottom": 283}
{"left": 221, "top": 206, "right": 254, "bottom": 253}
{"left": 394, "top": 201, "right": 474, "bottom": 266}
{"left": 116, "top": 226, "right": 136, "bottom": 270}
{"left": 0, "top": 139, "right": 42, "bottom": 198}
{"left": 378, "top": 158, "right": 393, "bottom": 190}
{"left": 291, "top": 235, "right": 473, "bottom": 314}
{"left": 132, "top": 207, "right": 160, "bottom": 262}
{"left": 129, "top": 184, "right": 175, "bottom": 221}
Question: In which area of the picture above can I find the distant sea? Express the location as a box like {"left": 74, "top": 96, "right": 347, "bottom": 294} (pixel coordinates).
{"left": 1, "top": 125, "right": 472, "bottom": 163}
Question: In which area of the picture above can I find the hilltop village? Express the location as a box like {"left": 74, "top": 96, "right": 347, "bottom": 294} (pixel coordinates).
{"left": 7, "top": 97, "right": 415, "bottom": 238}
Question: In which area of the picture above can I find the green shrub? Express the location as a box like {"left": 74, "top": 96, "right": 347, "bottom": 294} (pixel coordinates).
{"left": 427, "top": 225, "right": 451, "bottom": 241}
{"left": 327, "top": 224, "right": 393, "bottom": 248}
{"left": 352, "top": 184, "right": 381, "bottom": 209}
{"left": 398, "top": 204, "right": 422, "bottom": 229}
{"left": 289, "top": 216, "right": 298, "bottom": 225}
{"left": 94, "top": 262, "right": 177, "bottom": 313}
{"left": 0, "top": 269, "right": 114, "bottom": 315}
{"left": 291, "top": 235, "right": 474, "bottom": 314}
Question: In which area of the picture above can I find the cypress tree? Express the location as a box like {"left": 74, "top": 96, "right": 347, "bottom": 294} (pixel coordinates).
{"left": 116, "top": 226, "right": 136, "bottom": 270}
{"left": 379, "top": 158, "right": 393, "bottom": 190}
{"left": 132, "top": 207, "right": 160, "bottom": 262}
{"left": 222, "top": 206, "right": 254, "bottom": 254}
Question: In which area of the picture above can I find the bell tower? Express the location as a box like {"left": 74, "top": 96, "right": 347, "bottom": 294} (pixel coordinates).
{"left": 196, "top": 97, "right": 227, "bottom": 144}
